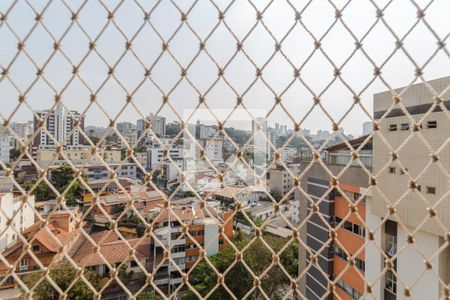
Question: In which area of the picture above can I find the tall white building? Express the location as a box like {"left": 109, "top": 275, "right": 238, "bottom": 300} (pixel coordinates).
{"left": 197, "top": 138, "right": 223, "bottom": 163}
{"left": 33, "top": 104, "right": 84, "bottom": 147}
{"left": 120, "top": 130, "right": 138, "bottom": 148}
{"left": 147, "top": 146, "right": 185, "bottom": 170}
{"left": 0, "top": 135, "right": 10, "bottom": 164}
{"left": 314, "top": 129, "right": 330, "bottom": 141}
{"left": 367, "top": 76, "right": 450, "bottom": 300}
{"left": 11, "top": 121, "right": 34, "bottom": 141}
{"left": 0, "top": 193, "right": 35, "bottom": 251}
{"left": 252, "top": 117, "right": 269, "bottom": 157}
{"left": 150, "top": 113, "right": 166, "bottom": 137}
{"left": 199, "top": 125, "right": 217, "bottom": 139}
{"left": 137, "top": 114, "right": 166, "bottom": 138}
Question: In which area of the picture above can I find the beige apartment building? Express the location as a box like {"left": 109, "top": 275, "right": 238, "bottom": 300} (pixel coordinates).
{"left": 37, "top": 146, "right": 121, "bottom": 167}
{"left": 367, "top": 76, "right": 450, "bottom": 299}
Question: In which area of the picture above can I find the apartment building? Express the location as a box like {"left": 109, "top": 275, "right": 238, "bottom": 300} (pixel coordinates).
{"left": 298, "top": 136, "right": 372, "bottom": 300}
{"left": 281, "top": 147, "right": 297, "bottom": 163}
{"left": 149, "top": 205, "right": 233, "bottom": 291}
{"left": 11, "top": 121, "right": 34, "bottom": 141}
{"left": 33, "top": 104, "right": 85, "bottom": 147}
{"left": 137, "top": 114, "right": 166, "bottom": 137}
{"left": 120, "top": 129, "right": 138, "bottom": 149}
{"left": 268, "top": 167, "right": 292, "bottom": 196}
{"left": 0, "top": 136, "right": 10, "bottom": 164}
{"left": 367, "top": 76, "right": 450, "bottom": 300}
{"left": 199, "top": 124, "right": 217, "bottom": 139}
{"left": 0, "top": 193, "right": 35, "bottom": 252}
{"left": 36, "top": 145, "right": 121, "bottom": 167}
{"left": 197, "top": 137, "right": 224, "bottom": 163}
{"left": 147, "top": 146, "right": 185, "bottom": 170}
{"left": 267, "top": 164, "right": 301, "bottom": 196}
{"left": 77, "top": 162, "right": 138, "bottom": 181}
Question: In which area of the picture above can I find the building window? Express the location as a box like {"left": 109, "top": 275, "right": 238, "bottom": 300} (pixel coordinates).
{"left": 343, "top": 220, "right": 353, "bottom": 232}
{"left": 400, "top": 123, "right": 409, "bottom": 131}
{"left": 189, "top": 230, "right": 204, "bottom": 236}
{"left": 426, "top": 186, "right": 436, "bottom": 195}
{"left": 173, "top": 257, "right": 185, "bottom": 265}
{"left": 334, "top": 246, "right": 365, "bottom": 272}
{"left": 389, "top": 124, "right": 397, "bottom": 131}
{"left": 171, "top": 232, "right": 182, "bottom": 240}
{"left": 130, "top": 261, "right": 138, "bottom": 267}
{"left": 32, "top": 245, "right": 41, "bottom": 253}
{"left": 385, "top": 220, "right": 397, "bottom": 257}
{"left": 335, "top": 217, "right": 365, "bottom": 237}
{"left": 171, "top": 245, "right": 186, "bottom": 253}
{"left": 426, "top": 120, "right": 437, "bottom": 129}
{"left": 388, "top": 167, "right": 396, "bottom": 174}
{"left": 186, "top": 255, "right": 198, "bottom": 262}
{"left": 385, "top": 270, "right": 397, "bottom": 295}
{"left": 336, "top": 279, "right": 362, "bottom": 300}
{"left": 19, "top": 258, "right": 28, "bottom": 271}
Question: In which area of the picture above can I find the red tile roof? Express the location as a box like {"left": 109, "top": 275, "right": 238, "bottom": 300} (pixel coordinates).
{"left": 72, "top": 231, "right": 150, "bottom": 267}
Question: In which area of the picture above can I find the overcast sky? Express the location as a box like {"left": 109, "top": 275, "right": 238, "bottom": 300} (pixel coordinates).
{"left": 1, "top": 0, "right": 449, "bottom": 136}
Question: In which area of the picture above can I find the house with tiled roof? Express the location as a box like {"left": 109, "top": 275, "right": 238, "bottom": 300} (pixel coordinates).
{"left": 72, "top": 230, "right": 150, "bottom": 278}
{"left": 0, "top": 208, "right": 83, "bottom": 287}
{"left": 94, "top": 190, "right": 167, "bottom": 215}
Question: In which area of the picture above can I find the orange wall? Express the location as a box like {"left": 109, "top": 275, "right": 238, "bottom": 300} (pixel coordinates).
{"left": 333, "top": 256, "right": 365, "bottom": 295}
{"left": 336, "top": 228, "right": 365, "bottom": 261}
{"left": 222, "top": 211, "right": 234, "bottom": 240}
{"left": 334, "top": 286, "right": 353, "bottom": 300}
{"left": 333, "top": 183, "right": 365, "bottom": 300}
{"left": 335, "top": 197, "right": 366, "bottom": 225}
{"left": 338, "top": 182, "right": 359, "bottom": 194}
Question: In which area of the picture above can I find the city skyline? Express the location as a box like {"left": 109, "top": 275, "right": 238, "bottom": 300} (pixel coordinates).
{"left": 0, "top": 1, "right": 448, "bottom": 299}
{"left": 2, "top": 1, "right": 449, "bottom": 136}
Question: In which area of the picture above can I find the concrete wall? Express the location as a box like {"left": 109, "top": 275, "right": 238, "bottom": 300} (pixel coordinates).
{"left": 204, "top": 222, "right": 219, "bottom": 256}
{"left": 397, "top": 226, "right": 441, "bottom": 299}
{"left": 364, "top": 197, "right": 384, "bottom": 299}
{"left": 372, "top": 76, "right": 450, "bottom": 236}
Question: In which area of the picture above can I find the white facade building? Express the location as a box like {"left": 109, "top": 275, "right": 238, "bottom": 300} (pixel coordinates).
{"left": 11, "top": 121, "right": 34, "bottom": 141}
{"left": 0, "top": 135, "right": 10, "bottom": 164}
{"left": 0, "top": 193, "right": 35, "bottom": 252}
{"left": 281, "top": 147, "right": 297, "bottom": 162}
{"left": 199, "top": 125, "right": 217, "bottom": 139}
{"left": 367, "top": 76, "right": 450, "bottom": 299}
{"left": 197, "top": 138, "right": 223, "bottom": 163}
{"left": 147, "top": 146, "right": 185, "bottom": 170}
{"left": 34, "top": 104, "right": 84, "bottom": 147}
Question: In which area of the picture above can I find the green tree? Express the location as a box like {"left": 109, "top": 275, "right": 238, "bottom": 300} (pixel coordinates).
{"left": 270, "top": 189, "right": 283, "bottom": 201}
{"left": 28, "top": 262, "right": 98, "bottom": 300}
{"left": 25, "top": 164, "right": 85, "bottom": 205}
{"left": 10, "top": 148, "right": 20, "bottom": 161}
{"left": 24, "top": 180, "right": 52, "bottom": 201}
{"left": 134, "top": 145, "right": 147, "bottom": 153}
{"left": 165, "top": 122, "right": 181, "bottom": 137}
{"left": 51, "top": 164, "right": 85, "bottom": 205}
{"left": 128, "top": 215, "right": 146, "bottom": 237}
{"left": 137, "top": 292, "right": 163, "bottom": 300}
{"left": 83, "top": 135, "right": 100, "bottom": 145}
{"left": 224, "top": 127, "right": 250, "bottom": 146}
{"left": 117, "top": 264, "right": 133, "bottom": 283}
{"left": 183, "top": 233, "right": 298, "bottom": 300}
